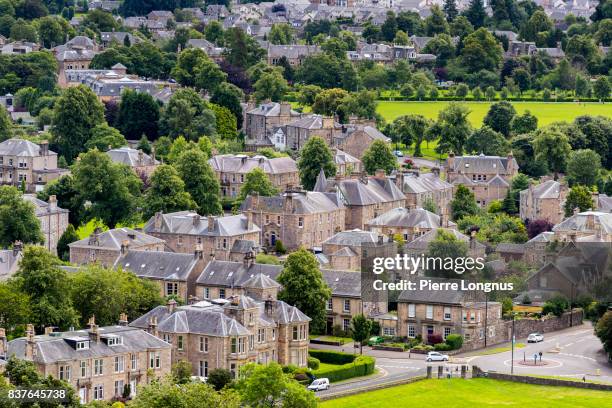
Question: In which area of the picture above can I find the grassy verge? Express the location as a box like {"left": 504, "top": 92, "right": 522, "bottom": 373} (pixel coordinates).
{"left": 320, "top": 378, "right": 611, "bottom": 408}
{"left": 309, "top": 335, "right": 353, "bottom": 345}
{"left": 469, "top": 343, "right": 526, "bottom": 356}
{"left": 520, "top": 374, "right": 611, "bottom": 385}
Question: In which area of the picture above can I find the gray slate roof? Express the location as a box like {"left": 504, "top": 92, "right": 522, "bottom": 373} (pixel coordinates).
{"left": 241, "top": 191, "right": 344, "bottom": 214}
{"left": 522, "top": 180, "right": 563, "bottom": 199}
{"left": 553, "top": 211, "right": 612, "bottom": 234}
{"left": 366, "top": 207, "right": 454, "bottom": 229}
{"left": 447, "top": 154, "right": 517, "bottom": 175}
{"left": 333, "top": 177, "right": 405, "bottom": 206}
{"left": 208, "top": 154, "right": 297, "bottom": 175}
{"left": 0, "top": 139, "right": 55, "bottom": 157}
{"left": 144, "top": 211, "right": 260, "bottom": 237}
{"left": 196, "top": 260, "right": 282, "bottom": 288}
{"left": 405, "top": 228, "right": 485, "bottom": 252}
{"left": 22, "top": 194, "right": 69, "bottom": 215}
{"left": 114, "top": 250, "right": 200, "bottom": 281}
{"left": 397, "top": 277, "right": 486, "bottom": 304}
{"left": 323, "top": 229, "right": 389, "bottom": 246}
{"left": 321, "top": 269, "right": 361, "bottom": 298}
{"left": 107, "top": 147, "right": 159, "bottom": 167}
{"left": 69, "top": 228, "right": 164, "bottom": 250}
{"left": 402, "top": 172, "right": 452, "bottom": 194}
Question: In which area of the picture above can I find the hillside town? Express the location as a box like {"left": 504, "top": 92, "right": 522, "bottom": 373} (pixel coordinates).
{"left": 0, "top": 0, "right": 611, "bottom": 406}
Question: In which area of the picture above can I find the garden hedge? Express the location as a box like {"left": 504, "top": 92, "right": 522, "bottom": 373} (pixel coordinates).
{"left": 309, "top": 350, "right": 375, "bottom": 382}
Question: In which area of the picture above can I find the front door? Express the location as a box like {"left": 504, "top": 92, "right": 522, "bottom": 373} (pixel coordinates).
{"left": 79, "top": 387, "right": 87, "bottom": 404}
{"left": 270, "top": 232, "right": 277, "bottom": 246}
{"left": 130, "top": 379, "right": 137, "bottom": 397}
{"left": 326, "top": 317, "right": 334, "bottom": 335}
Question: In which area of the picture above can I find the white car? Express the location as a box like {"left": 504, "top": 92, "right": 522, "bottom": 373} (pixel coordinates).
{"left": 393, "top": 150, "right": 404, "bottom": 157}
{"left": 307, "top": 378, "right": 330, "bottom": 391}
{"left": 426, "top": 351, "right": 449, "bottom": 362}
{"left": 527, "top": 333, "right": 544, "bottom": 343}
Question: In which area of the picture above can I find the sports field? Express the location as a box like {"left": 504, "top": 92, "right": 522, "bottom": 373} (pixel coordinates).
{"left": 378, "top": 101, "right": 612, "bottom": 127}
{"left": 319, "top": 378, "right": 610, "bottom": 408}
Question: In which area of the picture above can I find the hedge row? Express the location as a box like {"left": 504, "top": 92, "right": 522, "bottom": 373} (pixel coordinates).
{"left": 310, "top": 354, "right": 376, "bottom": 383}
{"left": 379, "top": 96, "right": 612, "bottom": 102}
{"left": 308, "top": 349, "right": 357, "bottom": 365}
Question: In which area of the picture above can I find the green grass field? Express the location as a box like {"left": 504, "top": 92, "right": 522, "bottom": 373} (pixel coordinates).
{"left": 377, "top": 101, "right": 612, "bottom": 127}
{"left": 319, "top": 378, "right": 610, "bottom": 408}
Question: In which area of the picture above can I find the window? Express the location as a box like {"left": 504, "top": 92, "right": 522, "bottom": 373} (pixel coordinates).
{"left": 257, "top": 328, "right": 265, "bottom": 343}
{"left": 465, "top": 333, "right": 471, "bottom": 341}
{"left": 293, "top": 326, "right": 298, "bottom": 340}
{"left": 219, "top": 288, "right": 226, "bottom": 299}
{"left": 470, "top": 311, "right": 475, "bottom": 322}
{"left": 177, "top": 336, "right": 184, "bottom": 351}
{"left": 59, "top": 365, "right": 71, "bottom": 381}
{"left": 199, "top": 337, "right": 208, "bottom": 352}
{"left": 131, "top": 354, "right": 138, "bottom": 371}
{"left": 462, "top": 311, "right": 467, "bottom": 322}
{"left": 76, "top": 341, "right": 89, "bottom": 350}
{"left": 539, "top": 276, "right": 547, "bottom": 288}
{"left": 93, "top": 385, "right": 104, "bottom": 401}
{"left": 204, "top": 287, "right": 210, "bottom": 299}
{"left": 444, "top": 327, "right": 452, "bottom": 339}
{"left": 408, "top": 304, "right": 415, "bottom": 318}
{"left": 343, "top": 299, "right": 350, "bottom": 312}
{"left": 166, "top": 282, "right": 178, "bottom": 296}
{"left": 343, "top": 318, "right": 350, "bottom": 332}
{"left": 426, "top": 305, "right": 433, "bottom": 319}
{"left": 231, "top": 337, "right": 237, "bottom": 353}
{"left": 114, "top": 356, "right": 125, "bottom": 373}
{"left": 163, "top": 334, "right": 171, "bottom": 343}
{"left": 444, "top": 307, "right": 451, "bottom": 321}
{"left": 277, "top": 215, "right": 281, "bottom": 225}
{"left": 249, "top": 335, "right": 254, "bottom": 350}
{"left": 114, "top": 380, "right": 124, "bottom": 397}
{"left": 198, "top": 361, "right": 208, "bottom": 377}
{"left": 177, "top": 235, "right": 183, "bottom": 245}
{"left": 222, "top": 238, "right": 227, "bottom": 249}
{"left": 489, "top": 326, "right": 496, "bottom": 337}
{"left": 298, "top": 217, "right": 303, "bottom": 228}
{"left": 408, "top": 325, "right": 416, "bottom": 338}
{"left": 149, "top": 352, "right": 161, "bottom": 369}
{"left": 383, "top": 327, "right": 395, "bottom": 336}
{"left": 238, "top": 337, "right": 245, "bottom": 353}
{"left": 94, "top": 359, "right": 103, "bottom": 376}
{"left": 80, "top": 361, "right": 87, "bottom": 378}
{"left": 326, "top": 298, "right": 332, "bottom": 310}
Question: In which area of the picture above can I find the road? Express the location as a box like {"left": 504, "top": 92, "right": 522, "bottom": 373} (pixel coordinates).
{"left": 311, "top": 323, "right": 612, "bottom": 397}
{"left": 396, "top": 155, "right": 440, "bottom": 169}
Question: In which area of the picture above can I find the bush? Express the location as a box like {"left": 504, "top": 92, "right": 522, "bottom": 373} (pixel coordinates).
{"left": 309, "top": 350, "right": 356, "bottom": 365}
{"left": 307, "top": 357, "right": 320, "bottom": 370}
{"left": 445, "top": 334, "right": 463, "bottom": 350}
{"left": 310, "top": 353, "right": 375, "bottom": 382}
{"left": 274, "top": 239, "right": 286, "bottom": 254}
{"left": 282, "top": 364, "right": 299, "bottom": 374}
{"left": 412, "top": 344, "right": 434, "bottom": 351}
{"left": 427, "top": 334, "right": 443, "bottom": 345}
{"left": 434, "top": 342, "right": 452, "bottom": 351}
{"left": 207, "top": 368, "right": 232, "bottom": 391}
{"left": 542, "top": 295, "right": 569, "bottom": 317}
{"left": 371, "top": 321, "right": 381, "bottom": 336}
{"left": 332, "top": 324, "right": 347, "bottom": 338}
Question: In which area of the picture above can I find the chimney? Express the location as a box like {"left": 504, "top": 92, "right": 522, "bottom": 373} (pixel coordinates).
{"left": 148, "top": 316, "right": 158, "bottom": 337}
{"left": 377, "top": 235, "right": 384, "bottom": 245}
{"left": 441, "top": 210, "right": 449, "bottom": 228}
{"left": 118, "top": 313, "right": 128, "bottom": 326}
{"left": 375, "top": 169, "right": 386, "bottom": 179}
{"left": 207, "top": 216, "right": 216, "bottom": 232}
{"left": 250, "top": 192, "right": 260, "bottom": 210}
{"left": 243, "top": 251, "right": 254, "bottom": 268}
{"left": 245, "top": 212, "right": 253, "bottom": 230}
{"left": 193, "top": 214, "right": 201, "bottom": 227}
{"left": 48, "top": 195, "right": 57, "bottom": 211}
{"left": 0, "top": 328, "right": 6, "bottom": 359}
{"left": 88, "top": 316, "right": 100, "bottom": 342}
{"left": 25, "top": 324, "right": 35, "bottom": 359}
{"left": 151, "top": 145, "right": 156, "bottom": 161}
{"left": 265, "top": 296, "right": 276, "bottom": 317}
{"left": 12, "top": 240, "right": 22, "bottom": 257}
{"left": 573, "top": 207, "right": 580, "bottom": 216}
{"left": 120, "top": 239, "right": 130, "bottom": 255}
{"left": 167, "top": 299, "right": 177, "bottom": 313}
{"left": 40, "top": 140, "right": 49, "bottom": 156}
{"left": 44, "top": 326, "right": 55, "bottom": 335}
{"left": 154, "top": 211, "right": 163, "bottom": 230}
{"left": 279, "top": 102, "right": 291, "bottom": 116}
{"left": 322, "top": 116, "right": 335, "bottom": 129}
{"left": 447, "top": 151, "right": 455, "bottom": 171}
{"left": 586, "top": 213, "right": 595, "bottom": 230}
{"left": 283, "top": 192, "right": 293, "bottom": 212}
{"left": 431, "top": 167, "right": 440, "bottom": 177}
{"left": 89, "top": 227, "right": 102, "bottom": 246}
{"left": 138, "top": 149, "right": 144, "bottom": 165}
{"left": 230, "top": 295, "right": 240, "bottom": 306}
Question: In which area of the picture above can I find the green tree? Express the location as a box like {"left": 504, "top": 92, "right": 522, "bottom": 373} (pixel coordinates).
{"left": 13, "top": 246, "right": 79, "bottom": 330}
{"left": 595, "top": 311, "right": 612, "bottom": 361}
{"left": 483, "top": 101, "right": 517, "bottom": 137}
{"left": 297, "top": 136, "right": 336, "bottom": 190}
{"left": 451, "top": 184, "right": 480, "bottom": 220}
{"left": 116, "top": 89, "right": 159, "bottom": 140}
{"left": 432, "top": 103, "right": 472, "bottom": 154}
{"left": 84, "top": 123, "right": 127, "bottom": 151}
{"left": 566, "top": 149, "right": 601, "bottom": 187}
{"left": 510, "top": 110, "right": 538, "bottom": 135}
{"left": 137, "top": 135, "right": 152, "bottom": 154}
{"left": 465, "top": 126, "right": 509, "bottom": 155}
{"left": 542, "top": 295, "right": 569, "bottom": 317}
{"left": 224, "top": 27, "right": 265, "bottom": 69}
{"left": 362, "top": 140, "right": 397, "bottom": 175}
{"left": 485, "top": 86, "right": 496, "bottom": 100}
{"left": 159, "top": 89, "right": 216, "bottom": 140}
{"left": 254, "top": 69, "right": 288, "bottom": 102}
{"left": 533, "top": 127, "right": 572, "bottom": 178}
{"left": 351, "top": 314, "right": 372, "bottom": 354}
{"left": 593, "top": 76, "right": 611, "bottom": 100}
{"left": 52, "top": 85, "right": 105, "bottom": 162}
{"left": 311, "top": 88, "right": 349, "bottom": 118}
{"left": 211, "top": 82, "right": 244, "bottom": 129}
{"left": 0, "top": 281, "right": 30, "bottom": 337}
{"left": 172, "top": 360, "right": 192, "bottom": 384}
{"left": 194, "top": 57, "right": 228, "bottom": 94}
{"left": 463, "top": 0, "right": 486, "bottom": 28}
{"left": 426, "top": 230, "right": 470, "bottom": 278}
{"left": 56, "top": 224, "right": 78, "bottom": 262}
{"left": 175, "top": 149, "right": 222, "bottom": 215}
{"left": 394, "top": 30, "right": 409, "bottom": 45}
{"left": 455, "top": 83, "right": 469, "bottom": 99}
{"left": 238, "top": 168, "right": 279, "bottom": 202}
{"left": 171, "top": 47, "right": 208, "bottom": 88}
{"left": 143, "top": 165, "right": 196, "bottom": 219}
{"left": 460, "top": 28, "right": 503, "bottom": 72}
{"left": 207, "top": 368, "right": 233, "bottom": 391}
{"left": 564, "top": 185, "right": 594, "bottom": 216}
{"left": 37, "top": 175, "right": 84, "bottom": 226}
{"left": 210, "top": 103, "right": 237, "bottom": 140}
{"left": 425, "top": 5, "right": 450, "bottom": 36}
{"left": 130, "top": 377, "right": 241, "bottom": 408}
{"left": 0, "top": 186, "right": 43, "bottom": 247}
{"left": 521, "top": 10, "right": 552, "bottom": 42}
{"left": 457, "top": 213, "right": 527, "bottom": 244}
{"left": 391, "top": 114, "right": 432, "bottom": 157}
{"left": 269, "top": 23, "right": 293, "bottom": 44}
{"left": 0, "top": 105, "right": 11, "bottom": 141}
{"left": 277, "top": 248, "right": 331, "bottom": 333}
{"left": 72, "top": 149, "right": 142, "bottom": 228}
{"left": 444, "top": 0, "right": 459, "bottom": 21}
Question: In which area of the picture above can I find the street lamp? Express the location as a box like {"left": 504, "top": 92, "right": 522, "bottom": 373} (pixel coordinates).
{"left": 511, "top": 312, "right": 516, "bottom": 374}
{"left": 484, "top": 292, "right": 488, "bottom": 348}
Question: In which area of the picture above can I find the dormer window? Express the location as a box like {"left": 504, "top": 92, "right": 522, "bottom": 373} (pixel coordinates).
{"left": 76, "top": 341, "right": 90, "bottom": 350}
{"left": 106, "top": 336, "right": 123, "bottom": 346}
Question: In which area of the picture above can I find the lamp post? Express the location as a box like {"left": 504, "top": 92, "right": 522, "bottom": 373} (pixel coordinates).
{"left": 511, "top": 312, "right": 516, "bottom": 374}
{"left": 484, "top": 292, "right": 488, "bottom": 348}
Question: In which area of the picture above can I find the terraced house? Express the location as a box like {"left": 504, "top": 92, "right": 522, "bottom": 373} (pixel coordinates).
{"left": 130, "top": 290, "right": 310, "bottom": 379}
{"left": 519, "top": 179, "right": 568, "bottom": 224}
{"left": 320, "top": 229, "right": 395, "bottom": 271}
{"left": 365, "top": 207, "right": 455, "bottom": 243}
{"left": 399, "top": 170, "right": 454, "bottom": 215}
{"left": 4, "top": 320, "right": 171, "bottom": 404}
{"left": 208, "top": 154, "right": 299, "bottom": 198}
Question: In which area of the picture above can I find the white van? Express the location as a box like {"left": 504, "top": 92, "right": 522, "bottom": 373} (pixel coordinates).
{"left": 307, "top": 378, "right": 330, "bottom": 391}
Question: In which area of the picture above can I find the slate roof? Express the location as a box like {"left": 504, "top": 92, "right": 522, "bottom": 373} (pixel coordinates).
{"left": 241, "top": 191, "right": 344, "bottom": 214}
{"left": 496, "top": 243, "right": 526, "bottom": 254}
{"left": 231, "top": 239, "right": 257, "bottom": 254}
{"left": 144, "top": 211, "right": 260, "bottom": 237}
{"left": 522, "top": 180, "right": 563, "bottom": 199}
{"left": 247, "top": 102, "right": 299, "bottom": 117}
{"left": 0, "top": 139, "right": 55, "bottom": 157}
{"left": 333, "top": 177, "right": 405, "bottom": 206}
{"left": 553, "top": 211, "right": 612, "bottom": 234}
{"left": 334, "top": 149, "right": 360, "bottom": 166}
{"left": 7, "top": 326, "right": 170, "bottom": 364}
{"left": 69, "top": 228, "right": 164, "bottom": 250}
{"left": 397, "top": 277, "right": 486, "bottom": 304}
{"left": 405, "top": 228, "right": 485, "bottom": 252}
{"left": 107, "top": 147, "right": 159, "bottom": 167}
{"left": 402, "top": 172, "right": 453, "bottom": 194}
{"left": 196, "top": 260, "right": 282, "bottom": 288}
{"left": 321, "top": 269, "right": 361, "bottom": 298}
{"left": 208, "top": 154, "right": 297, "bottom": 175}
{"left": 242, "top": 273, "right": 280, "bottom": 289}
{"left": 22, "top": 194, "right": 69, "bottom": 215}
{"left": 267, "top": 44, "right": 320, "bottom": 59}
{"left": 597, "top": 194, "right": 612, "bottom": 213}
{"left": 366, "top": 207, "right": 454, "bottom": 229}
{"left": 114, "top": 250, "right": 200, "bottom": 281}
{"left": 447, "top": 154, "right": 517, "bottom": 175}
{"left": 323, "top": 229, "right": 389, "bottom": 246}
{"left": 526, "top": 231, "right": 554, "bottom": 244}
{"left": 287, "top": 115, "right": 325, "bottom": 129}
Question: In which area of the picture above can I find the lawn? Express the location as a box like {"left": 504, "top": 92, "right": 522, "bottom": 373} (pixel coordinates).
{"left": 377, "top": 101, "right": 612, "bottom": 127}
{"left": 319, "top": 378, "right": 611, "bottom": 408}
{"left": 309, "top": 335, "right": 353, "bottom": 345}
{"left": 76, "top": 218, "right": 145, "bottom": 239}
{"left": 470, "top": 343, "right": 526, "bottom": 356}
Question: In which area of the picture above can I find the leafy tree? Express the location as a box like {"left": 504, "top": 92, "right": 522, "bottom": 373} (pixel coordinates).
{"left": 210, "top": 104, "right": 237, "bottom": 140}
{"left": 84, "top": 9, "right": 117, "bottom": 32}
{"left": 37, "top": 175, "right": 84, "bottom": 226}
{"left": 510, "top": 110, "right": 538, "bottom": 135}
{"left": 0, "top": 281, "right": 30, "bottom": 337}
{"left": 52, "top": 85, "right": 105, "bottom": 162}
{"left": 432, "top": 103, "right": 472, "bottom": 154}
{"left": 297, "top": 84, "right": 322, "bottom": 107}
{"left": 521, "top": 10, "right": 552, "bottom": 42}
{"left": 238, "top": 168, "right": 279, "bottom": 202}
{"left": 13, "top": 246, "right": 79, "bottom": 330}
{"left": 0, "top": 186, "right": 43, "bottom": 247}
{"left": 224, "top": 27, "right": 265, "bottom": 69}
{"left": 72, "top": 149, "right": 142, "bottom": 227}
{"left": 297, "top": 136, "right": 336, "bottom": 190}
{"left": 269, "top": 23, "right": 293, "bottom": 45}
{"left": 380, "top": 11, "right": 398, "bottom": 42}
{"left": 362, "top": 140, "right": 397, "bottom": 175}
{"left": 311, "top": 88, "right": 349, "bottom": 118}
{"left": 527, "top": 219, "right": 553, "bottom": 239}
{"left": 594, "top": 76, "right": 611, "bottom": 100}
{"left": 143, "top": 165, "right": 196, "bottom": 219}
{"left": 172, "top": 360, "right": 193, "bottom": 384}
{"left": 254, "top": 69, "right": 288, "bottom": 102}
{"left": 463, "top": 0, "right": 487, "bottom": 28}
{"left": 533, "top": 127, "right": 572, "bottom": 178}
{"left": 425, "top": 5, "right": 450, "bottom": 36}
{"left": 172, "top": 48, "right": 208, "bottom": 88}
{"left": 340, "top": 90, "right": 378, "bottom": 120}
{"left": 130, "top": 377, "right": 241, "bottom": 408}
{"left": 472, "top": 86, "right": 483, "bottom": 100}
{"left": 159, "top": 89, "right": 216, "bottom": 140}
{"left": 595, "top": 311, "right": 612, "bottom": 361}
{"left": 175, "top": 149, "right": 222, "bottom": 215}
{"left": 207, "top": 368, "right": 233, "bottom": 391}
{"left": 455, "top": 83, "right": 469, "bottom": 99}
{"left": 296, "top": 53, "right": 357, "bottom": 91}
{"left": 426, "top": 230, "right": 470, "bottom": 278}
{"left": 572, "top": 116, "right": 612, "bottom": 168}
{"left": 512, "top": 68, "right": 531, "bottom": 94}
{"left": 564, "top": 185, "right": 594, "bottom": 216}
{"left": 211, "top": 82, "right": 244, "bottom": 129}
{"left": 542, "top": 295, "right": 569, "bottom": 317}
{"left": 458, "top": 213, "right": 528, "bottom": 244}
{"left": 394, "top": 30, "right": 409, "bottom": 45}
{"left": 391, "top": 114, "right": 432, "bottom": 157}
{"left": 483, "top": 101, "right": 516, "bottom": 137}
{"left": 84, "top": 124, "right": 126, "bottom": 151}
{"left": 465, "top": 126, "right": 509, "bottom": 155}
{"left": 451, "top": 184, "right": 480, "bottom": 220}
{"left": 444, "top": 0, "right": 459, "bottom": 21}
{"left": 460, "top": 28, "right": 503, "bottom": 72}
{"left": 137, "top": 135, "right": 152, "bottom": 154}
{"left": 566, "top": 149, "right": 601, "bottom": 187}
{"left": 502, "top": 173, "right": 529, "bottom": 214}
{"left": 451, "top": 15, "right": 475, "bottom": 38}
{"left": 485, "top": 86, "right": 496, "bottom": 100}
{"left": 195, "top": 57, "right": 228, "bottom": 94}
{"left": 351, "top": 314, "right": 372, "bottom": 354}
{"left": 574, "top": 74, "right": 591, "bottom": 97}
{"left": 56, "top": 224, "right": 79, "bottom": 262}
{"left": 0, "top": 105, "right": 11, "bottom": 141}
{"left": 36, "top": 15, "right": 67, "bottom": 48}
{"left": 116, "top": 89, "right": 159, "bottom": 140}
{"left": 277, "top": 248, "right": 331, "bottom": 333}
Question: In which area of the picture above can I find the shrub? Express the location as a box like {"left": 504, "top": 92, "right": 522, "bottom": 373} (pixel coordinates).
{"left": 274, "top": 239, "right": 286, "bottom": 254}
{"left": 427, "top": 334, "right": 443, "bottom": 345}
{"left": 370, "top": 320, "right": 381, "bottom": 336}
{"left": 542, "top": 295, "right": 569, "bottom": 317}
{"left": 412, "top": 344, "right": 434, "bottom": 351}
{"left": 309, "top": 350, "right": 356, "bottom": 365}
{"left": 311, "top": 354, "right": 375, "bottom": 382}
{"left": 307, "top": 357, "right": 320, "bottom": 370}
{"left": 207, "top": 368, "right": 233, "bottom": 391}
{"left": 332, "top": 324, "right": 347, "bottom": 338}
{"left": 434, "top": 342, "right": 452, "bottom": 351}
{"left": 282, "top": 364, "right": 299, "bottom": 374}
{"left": 445, "top": 334, "right": 463, "bottom": 350}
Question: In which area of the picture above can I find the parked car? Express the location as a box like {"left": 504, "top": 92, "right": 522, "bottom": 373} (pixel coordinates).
{"left": 307, "top": 378, "right": 330, "bottom": 391}
{"left": 393, "top": 150, "right": 404, "bottom": 157}
{"left": 426, "top": 351, "right": 449, "bottom": 362}
{"left": 527, "top": 333, "right": 544, "bottom": 343}
{"left": 367, "top": 336, "right": 384, "bottom": 346}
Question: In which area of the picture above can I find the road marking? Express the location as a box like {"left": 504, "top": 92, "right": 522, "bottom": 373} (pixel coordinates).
{"left": 559, "top": 353, "right": 597, "bottom": 362}
{"left": 377, "top": 365, "right": 421, "bottom": 370}
{"left": 502, "top": 358, "right": 563, "bottom": 369}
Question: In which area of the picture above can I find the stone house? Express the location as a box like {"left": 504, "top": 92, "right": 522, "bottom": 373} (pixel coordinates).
{"left": 114, "top": 250, "right": 207, "bottom": 302}
{"left": 0, "top": 246, "right": 22, "bottom": 281}
{"left": 244, "top": 102, "right": 301, "bottom": 151}
{"left": 267, "top": 44, "right": 321, "bottom": 66}
{"left": 69, "top": 228, "right": 165, "bottom": 266}
{"left": 106, "top": 147, "right": 159, "bottom": 180}
{"left": 54, "top": 36, "right": 98, "bottom": 87}
{"left": 5, "top": 320, "right": 171, "bottom": 404}
{"left": 333, "top": 124, "right": 391, "bottom": 159}
{"left": 240, "top": 190, "right": 346, "bottom": 250}
{"left": 143, "top": 211, "right": 261, "bottom": 262}
{"left": 445, "top": 152, "right": 519, "bottom": 208}
{"left": 404, "top": 228, "right": 487, "bottom": 264}
{"left": 551, "top": 211, "right": 612, "bottom": 242}
{"left": 23, "top": 194, "right": 69, "bottom": 255}
{"left": 0, "top": 139, "right": 69, "bottom": 193}
{"left": 397, "top": 278, "right": 503, "bottom": 348}
{"left": 519, "top": 179, "right": 567, "bottom": 224}
{"left": 399, "top": 170, "right": 454, "bottom": 215}
{"left": 321, "top": 230, "right": 394, "bottom": 271}
{"left": 523, "top": 231, "right": 555, "bottom": 266}
{"left": 334, "top": 149, "right": 361, "bottom": 176}
{"left": 365, "top": 207, "right": 455, "bottom": 243}
{"left": 208, "top": 154, "right": 299, "bottom": 198}
{"left": 130, "top": 294, "right": 310, "bottom": 378}
{"left": 316, "top": 172, "right": 406, "bottom": 230}
{"left": 284, "top": 115, "right": 337, "bottom": 151}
